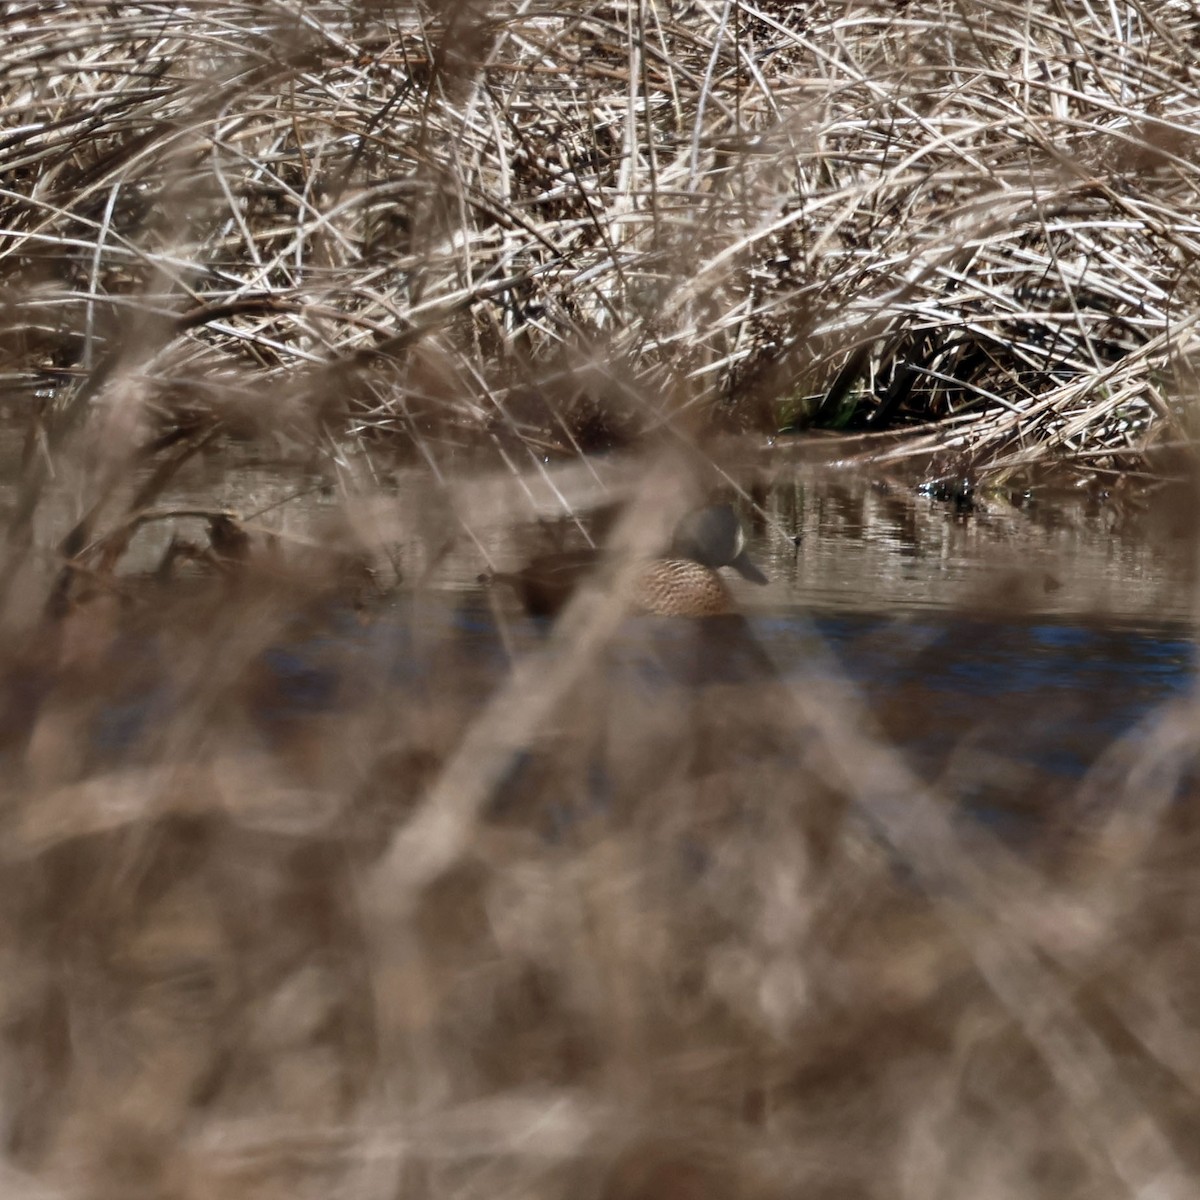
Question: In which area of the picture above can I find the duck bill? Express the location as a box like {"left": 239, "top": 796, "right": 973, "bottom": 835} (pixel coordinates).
{"left": 730, "top": 549, "right": 768, "bottom": 585}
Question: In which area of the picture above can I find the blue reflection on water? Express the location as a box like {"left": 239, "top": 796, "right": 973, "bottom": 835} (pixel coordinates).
{"left": 86, "top": 595, "right": 1197, "bottom": 825}
{"left": 384, "top": 602, "right": 1196, "bottom": 783}
{"left": 795, "top": 612, "right": 1195, "bottom": 815}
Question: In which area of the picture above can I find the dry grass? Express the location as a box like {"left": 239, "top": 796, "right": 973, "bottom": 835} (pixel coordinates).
{"left": 2, "top": 469, "right": 1200, "bottom": 1200}
{"left": 1, "top": 3, "right": 1200, "bottom": 1199}
{"left": 4, "top": 0, "right": 1200, "bottom": 474}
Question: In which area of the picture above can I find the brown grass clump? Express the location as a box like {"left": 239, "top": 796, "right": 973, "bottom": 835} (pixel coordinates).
{"left": 3, "top": 0, "right": 1200, "bottom": 475}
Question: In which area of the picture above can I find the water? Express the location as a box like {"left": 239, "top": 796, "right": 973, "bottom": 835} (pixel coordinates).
{"left": 239, "top": 584, "right": 1191, "bottom": 843}
{"left": 70, "top": 467, "right": 1200, "bottom": 836}
{"left": 433, "top": 471, "right": 1198, "bottom": 834}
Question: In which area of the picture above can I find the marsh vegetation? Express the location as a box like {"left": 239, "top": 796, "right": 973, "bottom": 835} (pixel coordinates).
{"left": 2, "top": 2, "right": 1200, "bottom": 1198}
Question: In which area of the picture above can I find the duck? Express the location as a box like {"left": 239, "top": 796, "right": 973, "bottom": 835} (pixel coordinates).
{"left": 489, "top": 503, "right": 768, "bottom": 618}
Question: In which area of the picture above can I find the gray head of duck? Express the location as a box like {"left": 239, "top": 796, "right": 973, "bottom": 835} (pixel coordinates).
{"left": 670, "top": 504, "right": 768, "bottom": 584}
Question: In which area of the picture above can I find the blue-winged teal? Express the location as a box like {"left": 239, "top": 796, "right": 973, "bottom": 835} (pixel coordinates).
{"left": 491, "top": 503, "right": 767, "bottom": 618}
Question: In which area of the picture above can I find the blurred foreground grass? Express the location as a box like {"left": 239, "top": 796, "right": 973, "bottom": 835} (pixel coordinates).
{"left": 0, "top": 455, "right": 1194, "bottom": 1200}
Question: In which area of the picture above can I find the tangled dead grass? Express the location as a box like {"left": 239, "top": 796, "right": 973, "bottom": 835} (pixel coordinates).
{"left": 4, "top": 0, "right": 1200, "bottom": 475}
{"left": 2, "top": 2, "right": 1200, "bottom": 1199}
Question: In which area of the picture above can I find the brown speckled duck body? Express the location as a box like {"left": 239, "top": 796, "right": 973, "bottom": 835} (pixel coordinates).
{"left": 632, "top": 558, "right": 735, "bottom": 616}
{"left": 494, "top": 503, "right": 767, "bottom": 618}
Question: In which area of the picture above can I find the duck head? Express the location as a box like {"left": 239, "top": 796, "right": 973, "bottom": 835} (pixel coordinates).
{"left": 670, "top": 504, "right": 768, "bottom": 584}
